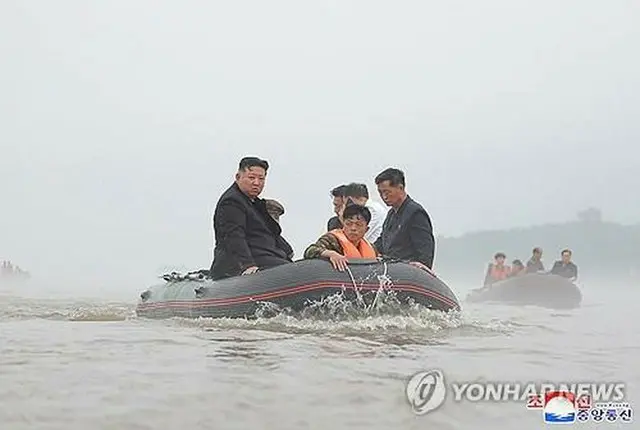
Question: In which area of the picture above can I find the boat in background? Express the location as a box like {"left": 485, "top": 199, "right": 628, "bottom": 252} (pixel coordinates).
{"left": 466, "top": 273, "right": 582, "bottom": 309}
{"left": 136, "top": 258, "right": 461, "bottom": 319}
{"left": 0, "top": 260, "right": 30, "bottom": 288}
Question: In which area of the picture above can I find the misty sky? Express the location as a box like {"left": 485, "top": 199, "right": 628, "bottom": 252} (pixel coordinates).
{"left": 1, "top": 1, "right": 638, "bottom": 289}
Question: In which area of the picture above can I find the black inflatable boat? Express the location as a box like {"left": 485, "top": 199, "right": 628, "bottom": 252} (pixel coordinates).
{"left": 466, "top": 273, "right": 582, "bottom": 309}
{"left": 136, "top": 258, "right": 461, "bottom": 319}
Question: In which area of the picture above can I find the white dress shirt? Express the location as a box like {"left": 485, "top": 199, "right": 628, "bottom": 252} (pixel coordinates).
{"left": 365, "top": 200, "right": 389, "bottom": 243}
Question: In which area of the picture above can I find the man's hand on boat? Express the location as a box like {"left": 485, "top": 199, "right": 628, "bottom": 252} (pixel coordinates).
{"left": 241, "top": 266, "right": 259, "bottom": 275}
{"left": 320, "top": 250, "right": 350, "bottom": 272}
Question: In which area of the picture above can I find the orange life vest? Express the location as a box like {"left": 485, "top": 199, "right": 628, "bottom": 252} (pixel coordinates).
{"left": 329, "top": 229, "right": 377, "bottom": 259}
{"left": 489, "top": 263, "right": 510, "bottom": 281}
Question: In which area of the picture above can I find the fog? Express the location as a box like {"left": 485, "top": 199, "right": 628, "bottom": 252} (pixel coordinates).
{"left": 1, "top": 1, "right": 638, "bottom": 296}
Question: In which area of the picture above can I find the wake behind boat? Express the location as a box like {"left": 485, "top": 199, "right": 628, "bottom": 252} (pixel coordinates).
{"left": 136, "top": 258, "right": 461, "bottom": 319}
{"left": 466, "top": 272, "right": 582, "bottom": 309}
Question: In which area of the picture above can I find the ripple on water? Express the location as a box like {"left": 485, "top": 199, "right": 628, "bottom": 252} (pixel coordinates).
{"left": 4, "top": 284, "right": 639, "bottom": 430}
{"left": 0, "top": 295, "right": 135, "bottom": 322}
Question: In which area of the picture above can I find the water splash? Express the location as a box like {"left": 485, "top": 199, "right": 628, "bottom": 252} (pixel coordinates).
{"left": 67, "top": 304, "right": 135, "bottom": 321}
{"left": 168, "top": 286, "right": 515, "bottom": 345}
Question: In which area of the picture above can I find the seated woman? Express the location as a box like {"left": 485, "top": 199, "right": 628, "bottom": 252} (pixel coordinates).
{"left": 304, "top": 203, "right": 377, "bottom": 271}
{"left": 483, "top": 252, "right": 511, "bottom": 286}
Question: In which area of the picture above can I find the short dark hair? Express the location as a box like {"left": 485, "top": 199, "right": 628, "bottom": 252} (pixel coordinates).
{"left": 494, "top": 252, "right": 506, "bottom": 259}
{"left": 533, "top": 247, "right": 542, "bottom": 253}
{"left": 343, "top": 183, "right": 369, "bottom": 199}
{"left": 239, "top": 156, "right": 269, "bottom": 172}
{"left": 561, "top": 249, "right": 572, "bottom": 256}
{"left": 342, "top": 204, "right": 371, "bottom": 224}
{"left": 375, "top": 168, "right": 405, "bottom": 187}
{"left": 330, "top": 185, "right": 346, "bottom": 198}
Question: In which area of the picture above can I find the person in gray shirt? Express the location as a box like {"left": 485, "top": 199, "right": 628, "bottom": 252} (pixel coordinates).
{"left": 526, "top": 247, "right": 545, "bottom": 273}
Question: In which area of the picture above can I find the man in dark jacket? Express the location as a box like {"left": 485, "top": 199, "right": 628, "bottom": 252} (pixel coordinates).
{"left": 209, "top": 157, "right": 293, "bottom": 280}
{"left": 550, "top": 249, "right": 578, "bottom": 282}
{"left": 373, "top": 168, "right": 436, "bottom": 270}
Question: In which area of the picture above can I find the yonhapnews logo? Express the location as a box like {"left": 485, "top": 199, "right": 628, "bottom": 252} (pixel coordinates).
{"left": 405, "top": 369, "right": 447, "bottom": 415}
{"left": 405, "top": 369, "right": 628, "bottom": 417}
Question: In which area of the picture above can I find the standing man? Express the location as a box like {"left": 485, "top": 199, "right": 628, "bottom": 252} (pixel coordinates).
{"left": 209, "top": 157, "right": 293, "bottom": 280}
{"left": 550, "top": 249, "right": 578, "bottom": 282}
{"left": 340, "top": 182, "right": 388, "bottom": 243}
{"left": 326, "top": 185, "right": 346, "bottom": 231}
{"left": 373, "top": 168, "right": 436, "bottom": 270}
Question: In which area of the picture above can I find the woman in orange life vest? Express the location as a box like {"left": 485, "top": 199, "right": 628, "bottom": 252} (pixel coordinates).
{"left": 483, "top": 252, "right": 511, "bottom": 286}
{"left": 303, "top": 203, "right": 378, "bottom": 271}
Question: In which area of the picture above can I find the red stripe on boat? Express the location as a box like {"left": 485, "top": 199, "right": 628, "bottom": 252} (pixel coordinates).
{"left": 136, "top": 281, "right": 459, "bottom": 311}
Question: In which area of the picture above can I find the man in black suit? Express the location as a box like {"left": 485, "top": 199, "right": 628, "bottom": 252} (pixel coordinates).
{"left": 550, "top": 249, "right": 578, "bottom": 282}
{"left": 373, "top": 167, "right": 436, "bottom": 271}
{"left": 209, "top": 157, "right": 293, "bottom": 280}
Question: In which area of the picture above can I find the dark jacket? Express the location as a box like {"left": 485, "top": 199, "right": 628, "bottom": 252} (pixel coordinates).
{"left": 526, "top": 258, "right": 545, "bottom": 273}
{"left": 327, "top": 216, "right": 342, "bottom": 231}
{"left": 550, "top": 260, "right": 578, "bottom": 280}
{"left": 209, "top": 183, "right": 293, "bottom": 280}
{"left": 373, "top": 195, "right": 435, "bottom": 268}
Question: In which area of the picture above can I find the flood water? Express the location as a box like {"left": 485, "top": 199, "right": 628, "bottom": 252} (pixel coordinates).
{"left": 1, "top": 278, "right": 637, "bottom": 430}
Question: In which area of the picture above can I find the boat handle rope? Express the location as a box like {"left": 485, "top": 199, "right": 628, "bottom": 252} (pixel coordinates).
{"left": 368, "top": 261, "right": 390, "bottom": 312}
{"left": 344, "top": 261, "right": 390, "bottom": 312}
{"left": 344, "top": 264, "right": 367, "bottom": 308}
{"left": 345, "top": 265, "right": 358, "bottom": 290}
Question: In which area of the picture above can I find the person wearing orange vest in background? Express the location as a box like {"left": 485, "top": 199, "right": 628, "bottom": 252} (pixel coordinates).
{"left": 483, "top": 252, "right": 511, "bottom": 286}
{"left": 304, "top": 203, "right": 378, "bottom": 271}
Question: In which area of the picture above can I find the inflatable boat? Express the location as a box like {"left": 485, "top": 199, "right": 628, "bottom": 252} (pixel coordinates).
{"left": 465, "top": 273, "right": 582, "bottom": 309}
{"left": 136, "top": 258, "right": 461, "bottom": 319}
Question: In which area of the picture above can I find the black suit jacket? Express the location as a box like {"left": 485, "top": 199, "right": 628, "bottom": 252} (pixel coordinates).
{"left": 550, "top": 260, "right": 578, "bottom": 280}
{"left": 374, "top": 196, "right": 435, "bottom": 268}
{"left": 210, "top": 183, "right": 293, "bottom": 279}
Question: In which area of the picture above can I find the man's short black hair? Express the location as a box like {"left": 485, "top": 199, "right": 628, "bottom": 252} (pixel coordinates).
{"left": 342, "top": 204, "right": 371, "bottom": 224}
{"left": 330, "top": 184, "right": 347, "bottom": 198}
{"left": 239, "top": 156, "right": 269, "bottom": 172}
{"left": 494, "top": 252, "right": 506, "bottom": 259}
{"left": 375, "top": 168, "right": 405, "bottom": 187}
{"left": 561, "top": 249, "right": 572, "bottom": 256}
{"left": 343, "top": 183, "right": 369, "bottom": 199}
